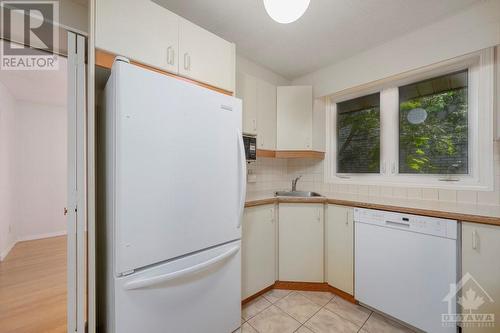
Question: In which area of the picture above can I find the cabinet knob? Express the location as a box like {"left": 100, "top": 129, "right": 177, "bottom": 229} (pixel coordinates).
{"left": 472, "top": 230, "right": 478, "bottom": 250}
{"left": 167, "top": 46, "right": 175, "bottom": 65}
{"left": 184, "top": 53, "right": 191, "bottom": 71}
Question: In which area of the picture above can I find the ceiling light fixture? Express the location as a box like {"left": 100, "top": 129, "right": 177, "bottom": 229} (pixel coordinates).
{"left": 263, "top": 0, "right": 310, "bottom": 24}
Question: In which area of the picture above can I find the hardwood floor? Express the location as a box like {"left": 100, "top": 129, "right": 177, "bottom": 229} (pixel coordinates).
{"left": 0, "top": 236, "right": 67, "bottom": 333}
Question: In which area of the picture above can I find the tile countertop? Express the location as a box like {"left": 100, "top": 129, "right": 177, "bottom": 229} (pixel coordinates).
{"left": 245, "top": 191, "right": 500, "bottom": 226}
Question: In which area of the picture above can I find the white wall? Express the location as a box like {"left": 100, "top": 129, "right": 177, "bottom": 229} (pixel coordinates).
{"left": 292, "top": 0, "right": 500, "bottom": 97}
{"left": 0, "top": 83, "right": 16, "bottom": 260}
{"left": 0, "top": 95, "right": 67, "bottom": 260}
{"left": 236, "top": 54, "right": 290, "bottom": 86}
{"left": 10, "top": 101, "right": 68, "bottom": 241}
{"left": 60, "top": 0, "right": 89, "bottom": 33}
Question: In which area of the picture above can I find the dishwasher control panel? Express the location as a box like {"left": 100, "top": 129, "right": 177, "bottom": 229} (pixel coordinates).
{"left": 354, "top": 208, "right": 457, "bottom": 239}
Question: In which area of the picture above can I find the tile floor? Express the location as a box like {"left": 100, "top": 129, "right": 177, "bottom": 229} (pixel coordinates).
{"left": 238, "top": 289, "right": 416, "bottom": 333}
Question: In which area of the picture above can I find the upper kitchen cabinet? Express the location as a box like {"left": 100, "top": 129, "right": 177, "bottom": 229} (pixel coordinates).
{"left": 277, "top": 86, "right": 313, "bottom": 151}
{"left": 257, "top": 80, "right": 277, "bottom": 150}
{"left": 95, "top": 0, "right": 236, "bottom": 92}
{"left": 179, "top": 18, "right": 235, "bottom": 93}
{"left": 236, "top": 73, "right": 277, "bottom": 146}
{"left": 236, "top": 73, "right": 258, "bottom": 135}
{"left": 96, "top": 0, "right": 179, "bottom": 74}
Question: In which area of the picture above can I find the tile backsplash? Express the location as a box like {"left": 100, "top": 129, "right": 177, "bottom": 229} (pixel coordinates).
{"left": 247, "top": 142, "right": 500, "bottom": 206}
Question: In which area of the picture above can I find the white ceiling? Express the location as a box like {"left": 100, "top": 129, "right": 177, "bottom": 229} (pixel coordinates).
{"left": 0, "top": 56, "right": 67, "bottom": 106}
{"left": 154, "top": 0, "right": 481, "bottom": 79}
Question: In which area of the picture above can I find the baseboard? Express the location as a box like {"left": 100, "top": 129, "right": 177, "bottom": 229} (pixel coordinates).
{"left": 326, "top": 284, "right": 356, "bottom": 304}
{"left": 0, "top": 239, "right": 16, "bottom": 261}
{"left": 274, "top": 281, "right": 331, "bottom": 292}
{"left": 17, "top": 230, "right": 67, "bottom": 242}
{"left": 242, "top": 281, "right": 356, "bottom": 305}
{"left": 242, "top": 284, "right": 275, "bottom": 305}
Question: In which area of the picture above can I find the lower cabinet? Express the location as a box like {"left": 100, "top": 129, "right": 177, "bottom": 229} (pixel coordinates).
{"left": 279, "top": 203, "right": 324, "bottom": 282}
{"left": 326, "top": 205, "right": 354, "bottom": 295}
{"left": 461, "top": 222, "right": 500, "bottom": 333}
{"left": 242, "top": 205, "right": 276, "bottom": 300}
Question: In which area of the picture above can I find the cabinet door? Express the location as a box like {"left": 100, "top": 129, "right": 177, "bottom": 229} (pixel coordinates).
{"left": 326, "top": 205, "right": 354, "bottom": 295}
{"left": 179, "top": 18, "right": 235, "bottom": 92}
{"left": 236, "top": 73, "right": 257, "bottom": 135}
{"left": 279, "top": 204, "right": 324, "bottom": 282}
{"left": 242, "top": 205, "right": 276, "bottom": 299}
{"left": 96, "top": 0, "right": 179, "bottom": 74}
{"left": 462, "top": 222, "right": 500, "bottom": 333}
{"left": 276, "top": 86, "right": 313, "bottom": 150}
{"left": 257, "top": 80, "right": 277, "bottom": 150}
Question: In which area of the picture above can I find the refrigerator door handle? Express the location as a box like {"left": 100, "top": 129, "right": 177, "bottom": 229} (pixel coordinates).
{"left": 123, "top": 245, "right": 240, "bottom": 290}
{"left": 237, "top": 129, "right": 247, "bottom": 228}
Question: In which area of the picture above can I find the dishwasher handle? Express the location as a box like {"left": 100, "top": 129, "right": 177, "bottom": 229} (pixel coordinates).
{"left": 385, "top": 220, "right": 411, "bottom": 228}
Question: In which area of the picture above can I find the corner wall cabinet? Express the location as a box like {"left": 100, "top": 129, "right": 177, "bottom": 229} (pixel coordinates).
{"left": 242, "top": 205, "right": 277, "bottom": 300}
{"left": 236, "top": 75, "right": 324, "bottom": 158}
{"left": 277, "top": 86, "right": 313, "bottom": 150}
{"left": 96, "top": 0, "right": 235, "bottom": 92}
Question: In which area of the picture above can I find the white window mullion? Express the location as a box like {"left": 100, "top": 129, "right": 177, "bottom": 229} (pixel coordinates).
{"left": 380, "top": 88, "right": 399, "bottom": 177}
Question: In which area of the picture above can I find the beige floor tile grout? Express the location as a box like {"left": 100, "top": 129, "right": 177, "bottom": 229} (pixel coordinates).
{"left": 319, "top": 296, "right": 373, "bottom": 331}
{"left": 357, "top": 310, "right": 373, "bottom": 333}
{"left": 242, "top": 289, "right": 383, "bottom": 333}
{"left": 297, "top": 298, "right": 329, "bottom": 333}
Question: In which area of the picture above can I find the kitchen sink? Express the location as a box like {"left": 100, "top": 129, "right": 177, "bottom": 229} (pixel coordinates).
{"left": 275, "top": 191, "right": 323, "bottom": 197}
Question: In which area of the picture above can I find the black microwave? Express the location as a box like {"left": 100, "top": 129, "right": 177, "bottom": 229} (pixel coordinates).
{"left": 243, "top": 135, "right": 256, "bottom": 161}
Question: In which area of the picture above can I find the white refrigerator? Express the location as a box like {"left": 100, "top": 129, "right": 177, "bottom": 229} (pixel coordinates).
{"left": 100, "top": 59, "right": 245, "bottom": 333}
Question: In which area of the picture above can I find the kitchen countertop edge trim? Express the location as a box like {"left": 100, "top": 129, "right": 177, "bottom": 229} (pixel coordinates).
{"left": 244, "top": 196, "right": 500, "bottom": 226}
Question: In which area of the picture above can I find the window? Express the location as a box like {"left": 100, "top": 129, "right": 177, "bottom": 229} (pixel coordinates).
{"left": 326, "top": 48, "right": 494, "bottom": 190}
{"left": 337, "top": 93, "right": 380, "bottom": 173}
{"left": 399, "top": 70, "right": 468, "bottom": 175}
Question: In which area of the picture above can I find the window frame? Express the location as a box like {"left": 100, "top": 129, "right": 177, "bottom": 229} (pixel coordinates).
{"left": 325, "top": 48, "right": 494, "bottom": 191}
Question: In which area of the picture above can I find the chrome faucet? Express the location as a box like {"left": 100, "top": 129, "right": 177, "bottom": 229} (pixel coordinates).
{"left": 291, "top": 175, "right": 302, "bottom": 192}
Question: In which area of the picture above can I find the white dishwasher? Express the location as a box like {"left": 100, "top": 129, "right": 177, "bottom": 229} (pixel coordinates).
{"left": 354, "top": 208, "right": 458, "bottom": 333}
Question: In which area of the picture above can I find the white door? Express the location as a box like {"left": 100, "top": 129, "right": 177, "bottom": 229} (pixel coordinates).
{"left": 242, "top": 205, "right": 276, "bottom": 299}
{"left": 236, "top": 73, "right": 257, "bottom": 135}
{"left": 112, "top": 62, "right": 245, "bottom": 274}
{"left": 257, "top": 80, "right": 277, "bottom": 150}
{"left": 67, "top": 32, "right": 86, "bottom": 333}
{"left": 279, "top": 203, "right": 324, "bottom": 282}
{"left": 95, "top": 0, "right": 179, "bottom": 74}
{"left": 462, "top": 222, "right": 500, "bottom": 333}
{"left": 178, "top": 17, "right": 235, "bottom": 92}
{"left": 326, "top": 205, "right": 354, "bottom": 295}
{"left": 277, "top": 86, "right": 313, "bottom": 150}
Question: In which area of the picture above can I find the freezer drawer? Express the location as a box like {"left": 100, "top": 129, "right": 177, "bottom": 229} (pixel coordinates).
{"left": 113, "top": 240, "right": 241, "bottom": 333}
